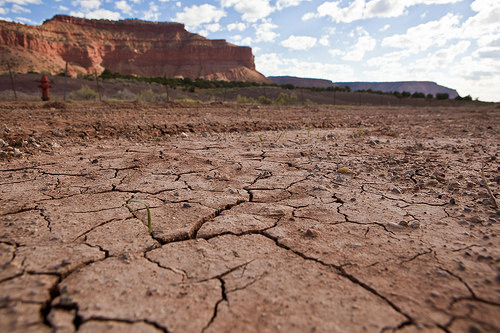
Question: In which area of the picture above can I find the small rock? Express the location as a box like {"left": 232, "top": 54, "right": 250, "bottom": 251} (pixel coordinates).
{"left": 303, "top": 229, "right": 319, "bottom": 238}
{"left": 496, "top": 209, "right": 500, "bottom": 216}
{"left": 0, "top": 139, "right": 8, "bottom": 147}
{"left": 181, "top": 132, "right": 189, "bottom": 138}
{"left": 51, "top": 142, "right": 61, "bottom": 148}
{"left": 391, "top": 188, "right": 401, "bottom": 194}
{"left": 13, "top": 148, "right": 22, "bottom": 157}
{"left": 268, "top": 210, "right": 285, "bottom": 217}
{"left": 449, "top": 198, "right": 456, "bottom": 205}
{"left": 430, "top": 291, "right": 440, "bottom": 298}
{"left": 335, "top": 175, "right": 345, "bottom": 182}
{"left": 399, "top": 221, "right": 409, "bottom": 227}
{"left": 457, "top": 261, "right": 466, "bottom": 271}
{"left": 409, "top": 220, "right": 420, "bottom": 228}
{"left": 468, "top": 216, "right": 482, "bottom": 224}
{"left": 458, "top": 220, "right": 468, "bottom": 226}
{"left": 337, "top": 167, "right": 351, "bottom": 174}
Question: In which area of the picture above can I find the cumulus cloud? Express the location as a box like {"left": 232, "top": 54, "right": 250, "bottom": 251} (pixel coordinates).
{"left": 174, "top": 4, "right": 225, "bottom": 28}
{"left": 342, "top": 32, "right": 376, "bottom": 61}
{"left": 221, "top": 0, "right": 274, "bottom": 22}
{"left": 3, "top": 0, "right": 41, "bottom": 4}
{"left": 382, "top": 13, "right": 461, "bottom": 52}
{"left": 276, "top": 0, "right": 311, "bottom": 10}
{"left": 115, "top": 0, "right": 132, "bottom": 15}
{"left": 253, "top": 19, "right": 279, "bottom": 42}
{"left": 71, "top": 8, "right": 121, "bottom": 20}
{"left": 72, "top": 0, "right": 101, "bottom": 11}
{"left": 319, "top": 35, "right": 330, "bottom": 46}
{"left": 142, "top": 1, "right": 159, "bottom": 21}
{"left": 280, "top": 35, "right": 317, "bottom": 50}
{"left": 227, "top": 22, "right": 246, "bottom": 31}
{"left": 11, "top": 3, "right": 30, "bottom": 13}
{"left": 302, "top": 0, "right": 462, "bottom": 23}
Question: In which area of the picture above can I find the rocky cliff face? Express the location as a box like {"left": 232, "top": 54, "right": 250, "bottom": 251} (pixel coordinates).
{"left": 0, "top": 15, "right": 270, "bottom": 83}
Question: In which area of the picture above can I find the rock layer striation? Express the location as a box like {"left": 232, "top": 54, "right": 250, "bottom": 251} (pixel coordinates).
{"left": 0, "top": 15, "right": 270, "bottom": 83}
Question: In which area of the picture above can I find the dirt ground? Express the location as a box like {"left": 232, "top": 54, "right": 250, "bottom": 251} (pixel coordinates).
{"left": 1, "top": 101, "right": 499, "bottom": 332}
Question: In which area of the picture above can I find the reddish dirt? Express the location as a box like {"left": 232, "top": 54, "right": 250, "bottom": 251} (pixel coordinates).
{"left": 1, "top": 102, "right": 499, "bottom": 332}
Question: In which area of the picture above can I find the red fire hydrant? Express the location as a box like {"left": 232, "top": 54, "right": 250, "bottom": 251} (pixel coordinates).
{"left": 38, "top": 74, "right": 52, "bottom": 101}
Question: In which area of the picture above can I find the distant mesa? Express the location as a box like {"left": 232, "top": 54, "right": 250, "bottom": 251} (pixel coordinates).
{"left": 269, "top": 76, "right": 459, "bottom": 98}
{"left": 0, "top": 15, "right": 271, "bottom": 83}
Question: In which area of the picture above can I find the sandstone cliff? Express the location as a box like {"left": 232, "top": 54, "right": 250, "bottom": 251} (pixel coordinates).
{"left": 0, "top": 15, "right": 270, "bottom": 83}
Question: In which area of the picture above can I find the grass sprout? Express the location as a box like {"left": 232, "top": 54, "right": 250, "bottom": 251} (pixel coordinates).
{"left": 124, "top": 199, "right": 152, "bottom": 234}
{"left": 258, "top": 134, "right": 264, "bottom": 142}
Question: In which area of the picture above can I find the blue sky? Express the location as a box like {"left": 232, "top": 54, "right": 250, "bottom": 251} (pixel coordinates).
{"left": 1, "top": 1, "right": 499, "bottom": 102}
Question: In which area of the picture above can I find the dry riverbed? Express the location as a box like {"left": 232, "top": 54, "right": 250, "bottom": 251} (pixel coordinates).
{"left": 0, "top": 102, "right": 499, "bottom": 332}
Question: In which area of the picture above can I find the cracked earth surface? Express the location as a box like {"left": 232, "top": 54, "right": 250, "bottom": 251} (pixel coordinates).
{"left": 1, "top": 102, "right": 499, "bottom": 332}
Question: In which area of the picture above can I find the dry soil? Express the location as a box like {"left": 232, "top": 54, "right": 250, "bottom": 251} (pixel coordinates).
{"left": 0, "top": 101, "right": 499, "bottom": 332}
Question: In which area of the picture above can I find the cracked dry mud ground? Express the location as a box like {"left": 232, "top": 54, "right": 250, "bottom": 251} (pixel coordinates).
{"left": 1, "top": 102, "right": 499, "bottom": 332}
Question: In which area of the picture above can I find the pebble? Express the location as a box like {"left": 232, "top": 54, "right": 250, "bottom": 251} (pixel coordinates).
{"left": 496, "top": 210, "right": 500, "bottom": 216}
{"left": 391, "top": 188, "right": 401, "bottom": 194}
{"left": 409, "top": 220, "right": 420, "bottom": 228}
{"left": 337, "top": 167, "right": 351, "bottom": 174}
{"left": 430, "top": 291, "right": 440, "bottom": 297}
{"left": 13, "top": 148, "right": 22, "bottom": 157}
{"left": 458, "top": 220, "right": 468, "bottom": 226}
{"left": 469, "top": 216, "right": 482, "bottom": 224}
{"left": 181, "top": 132, "right": 189, "bottom": 138}
{"left": 399, "top": 221, "right": 409, "bottom": 227}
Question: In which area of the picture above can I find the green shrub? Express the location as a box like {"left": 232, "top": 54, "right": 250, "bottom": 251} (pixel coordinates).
{"left": 113, "top": 88, "right": 136, "bottom": 100}
{"left": 257, "top": 96, "right": 272, "bottom": 105}
{"left": 274, "top": 92, "right": 297, "bottom": 105}
{"left": 237, "top": 94, "right": 255, "bottom": 104}
{"left": 174, "top": 98, "right": 203, "bottom": 104}
{"left": 68, "top": 84, "right": 98, "bottom": 100}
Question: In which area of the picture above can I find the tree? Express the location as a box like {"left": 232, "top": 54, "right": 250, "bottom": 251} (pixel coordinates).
{"left": 436, "top": 93, "right": 449, "bottom": 100}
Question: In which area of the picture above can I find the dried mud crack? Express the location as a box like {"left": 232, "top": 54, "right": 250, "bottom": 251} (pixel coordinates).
{"left": 1, "top": 102, "right": 499, "bottom": 332}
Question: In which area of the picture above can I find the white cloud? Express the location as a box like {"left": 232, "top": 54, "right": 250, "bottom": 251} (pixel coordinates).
{"left": 255, "top": 52, "right": 355, "bottom": 80}
{"left": 11, "top": 4, "right": 29, "bottom": 13}
{"left": 380, "top": 24, "right": 390, "bottom": 31}
{"left": 228, "top": 34, "right": 253, "bottom": 46}
{"left": 3, "top": 0, "right": 41, "bottom": 4}
{"left": 342, "top": 32, "right": 376, "bottom": 61}
{"left": 303, "top": 0, "right": 462, "bottom": 23}
{"left": 382, "top": 13, "right": 461, "bottom": 52}
{"left": 0, "top": 8, "right": 9, "bottom": 15}
{"left": 221, "top": 0, "right": 274, "bottom": 22}
{"left": 72, "top": 8, "right": 121, "bottom": 20}
{"left": 280, "top": 35, "right": 317, "bottom": 50}
{"left": 14, "top": 16, "right": 37, "bottom": 24}
{"left": 59, "top": 5, "right": 69, "bottom": 11}
{"left": 72, "top": 0, "right": 101, "bottom": 11}
{"left": 115, "top": 0, "right": 132, "bottom": 15}
{"left": 461, "top": 0, "right": 500, "bottom": 38}
{"left": 319, "top": 35, "right": 329, "bottom": 46}
{"left": 276, "top": 0, "right": 310, "bottom": 10}
{"left": 142, "top": 1, "right": 159, "bottom": 21}
{"left": 227, "top": 22, "right": 246, "bottom": 31}
{"left": 205, "top": 23, "right": 221, "bottom": 33}
{"left": 174, "top": 4, "right": 225, "bottom": 28}
{"left": 253, "top": 19, "right": 279, "bottom": 42}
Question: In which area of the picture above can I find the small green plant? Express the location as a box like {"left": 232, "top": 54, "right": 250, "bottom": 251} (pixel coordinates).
{"left": 174, "top": 98, "right": 203, "bottom": 104}
{"left": 258, "top": 96, "right": 272, "bottom": 105}
{"left": 276, "top": 130, "right": 286, "bottom": 142}
{"left": 124, "top": 199, "right": 152, "bottom": 234}
{"left": 68, "top": 84, "right": 98, "bottom": 100}
{"left": 258, "top": 134, "right": 264, "bottom": 142}
{"left": 237, "top": 94, "right": 255, "bottom": 104}
{"left": 357, "top": 129, "right": 364, "bottom": 137}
